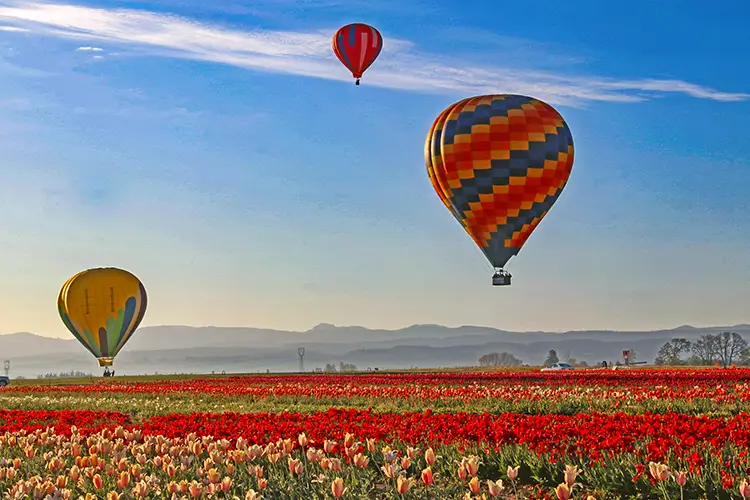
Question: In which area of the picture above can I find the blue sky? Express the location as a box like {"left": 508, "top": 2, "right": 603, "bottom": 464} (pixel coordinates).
{"left": 0, "top": 0, "right": 748, "bottom": 337}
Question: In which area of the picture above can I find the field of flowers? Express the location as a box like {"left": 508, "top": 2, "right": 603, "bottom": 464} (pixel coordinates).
{"left": 1, "top": 369, "right": 750, "bottom": 499}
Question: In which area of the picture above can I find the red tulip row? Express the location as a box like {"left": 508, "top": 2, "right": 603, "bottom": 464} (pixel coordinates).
{"left": 2, "top": 408, "right": 749, "bottom": 467}
{"left": 8, "top": 369, "right": 750, "bottom": 404}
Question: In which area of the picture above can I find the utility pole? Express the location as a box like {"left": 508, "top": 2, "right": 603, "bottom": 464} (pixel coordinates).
{"left": 298, "top": 348, "right": 305, "bottom": 373}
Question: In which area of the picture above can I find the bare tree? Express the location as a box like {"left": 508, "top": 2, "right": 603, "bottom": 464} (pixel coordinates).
{"left": 479, "top": 353, "right": 501, "bottom": 366}
{"left": 716, "top": 332, "right": 748, "bottom": 368}
{"left": 478, "top": 352, "right": 522, "bottom": 367}
{"left": 655, "top": 338, "right": 692, "bottom": 365}
{"left": 741, "top": 347, "right": 750, "bottom": 366}
{"left": 693, "top": 334, "right": 720, "bottom": 365}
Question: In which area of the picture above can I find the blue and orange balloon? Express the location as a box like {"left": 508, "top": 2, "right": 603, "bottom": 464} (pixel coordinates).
{"left": 58, "top": 267, "right": 148, "bottom": 367}
{"left": 332, "top": 23, "right": 383, "bottom": 85}
{"left": 426, "top": 95, "right": 575, "bottom": 285}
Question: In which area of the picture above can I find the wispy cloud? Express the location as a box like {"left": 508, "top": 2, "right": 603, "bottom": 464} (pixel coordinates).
{"left": 0, "top": 1, "right": 746, "bottom": 105}
{"left": 0, "top": 23, "right": 26, "bottom": 31}
{"left": 75, "top": 45, "right": 102, "bottom": 51}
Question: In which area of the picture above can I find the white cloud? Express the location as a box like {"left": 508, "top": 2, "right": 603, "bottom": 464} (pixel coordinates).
{"left": 0, "top": 1, "right": 746, "bottom": 105}
{"left": 75, "top": 45, "right": 102, "bottom": 51}
{"left": 0, "top": 23, "right": 26, "bottom": 30}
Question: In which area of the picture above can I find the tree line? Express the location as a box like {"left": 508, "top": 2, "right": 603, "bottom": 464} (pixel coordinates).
{"left": 322, "top": 362, "right": 358, "bottom": 372}
{"left": 37, "top": 370, "right": 94, "bottom": 379}
{"left": 656, "top": 332, "right": 749, "bottom": 367}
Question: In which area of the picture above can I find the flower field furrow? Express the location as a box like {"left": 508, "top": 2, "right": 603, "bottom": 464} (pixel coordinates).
{"left": 8, "top": 370, "right": 750, "bottom": 409}
{"left": 4, "top": 390, "right": 744, "bottom": 417}
{"left": 11, "top": 368, "right": 750, "bottom": 393}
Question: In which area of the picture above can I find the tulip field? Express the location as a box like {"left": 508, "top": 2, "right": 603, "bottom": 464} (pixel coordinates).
{"left": 1, "top": 369, "right": 750, "bottom": 499}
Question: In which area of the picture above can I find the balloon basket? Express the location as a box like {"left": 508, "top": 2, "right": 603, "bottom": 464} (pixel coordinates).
{"left": 492, "top": 269, "right": 511, "bottom": 286}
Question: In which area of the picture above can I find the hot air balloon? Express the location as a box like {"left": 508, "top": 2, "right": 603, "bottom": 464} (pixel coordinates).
{"left": 332, "top": 23, "right": 383, "bottom": 85}
{"left": 425, "top": 94, "right": 575, "bottom": 286}
{"left": 58, "top": 267, "right": 147, "bottom": 374}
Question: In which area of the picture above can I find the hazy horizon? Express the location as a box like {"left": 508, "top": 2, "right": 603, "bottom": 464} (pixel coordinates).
{"left": 3, "top": 319, "right": 750, "bottom": 340}
{"left": 4, "top": 322, "right": 749, "bottom": 378}
{"left": 0, "top": 0, "right": 748, "bottom": 338}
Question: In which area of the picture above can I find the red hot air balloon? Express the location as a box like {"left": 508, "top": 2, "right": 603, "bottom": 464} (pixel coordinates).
{"left": 333, "top": 23, "right": 383, "bottom": 85}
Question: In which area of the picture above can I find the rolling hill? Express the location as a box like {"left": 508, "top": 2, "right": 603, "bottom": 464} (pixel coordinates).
{"left": 1, "top": 323, "right": 748, "bottom": 378}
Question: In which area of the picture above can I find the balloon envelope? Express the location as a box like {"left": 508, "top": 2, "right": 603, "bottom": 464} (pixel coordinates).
{"left": 58, "top": 267, "right": 147, "bottom": 366}
{"left": 425, "top": 94, "right": 574, "bottom": 270}
{"left": 332, "top": 23, "right": 383, "bottom": 82}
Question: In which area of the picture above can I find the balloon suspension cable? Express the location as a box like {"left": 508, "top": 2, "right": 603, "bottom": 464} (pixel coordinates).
{"left": 355, "top": 78, "right": 360, "bottom": 85}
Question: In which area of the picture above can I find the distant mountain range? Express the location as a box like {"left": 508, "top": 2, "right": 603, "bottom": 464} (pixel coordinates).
{"left": 1, "top": 323, "right": 749, "bottom": 378}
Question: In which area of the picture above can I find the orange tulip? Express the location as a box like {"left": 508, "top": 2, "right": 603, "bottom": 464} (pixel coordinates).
{"left": 555, "top": 483, "right": 571, "bottom": 500}
{"left": 353, "top": 453, "right": 369, "bottom": 468}
{"left": 324, "top": 440, "right": 337, "bottom": 454}
{"left": 331, "top": 477, "right": 347, "bottom": 498}
{"left": 298, "top": 433, "right": 309, "bottom": 447}
{"left": 421, "top": 467, "right": 434, "bottom": 486}
{"left": 117, "top": 471, "right": 130, "bottom": 489}
{"left": 69, "top": 465, "right": 80, "bottom": 482}
{"left": 649, "top": 462, "right": 669, "bottom": 482}
{"left": 464, "top": 456, "right": 480, "bottom": 476}
{"left": 425, "top": 447, "right": 436, "bottom": 466}
{"left": 564, "top": 465, "right": 580, "bottom": 486}
{"left": 188, "top": 480, "right": 202, "bottom": 498}
{"left": 220, "top": 476, "right": 232, "bottom": 492}
{"left": 344, "top": 433, "right": 355, "bottom": 448}
{"left": 382, "top": 463, "right": 398, "bottom": 479}
{"left": 468, "top": 476, "right": 481, "bottom": 494}
{"left": 458, "top": 464, "right": 468, "bottom": 480}
{"left": 397, "top": 475, "right": 414, "bottom": 494}
{"left": 488, "top": 479, "right": 503, "bottom": 497}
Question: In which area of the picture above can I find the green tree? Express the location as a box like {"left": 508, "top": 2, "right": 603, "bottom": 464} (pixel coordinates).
{"left": 544, "top": 349, "right": 559, "bottom": 367}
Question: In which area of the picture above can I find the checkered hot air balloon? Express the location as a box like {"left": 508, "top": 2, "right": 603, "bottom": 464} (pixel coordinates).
{"left": 332, "top": 23, "right": 383, "bottom": 85}
{"left": 425, "top": 95, "right": 575, "bottom": 286}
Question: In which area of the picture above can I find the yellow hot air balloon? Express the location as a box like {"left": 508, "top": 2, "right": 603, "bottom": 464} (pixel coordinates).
{"left": 58, "top": 267, "right": 147, "bottom": 369}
